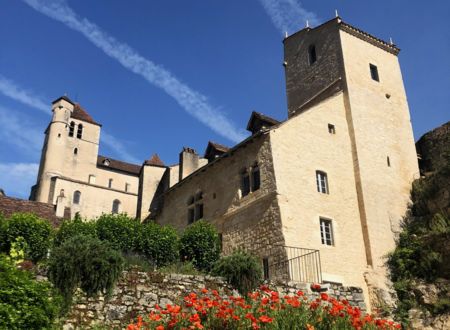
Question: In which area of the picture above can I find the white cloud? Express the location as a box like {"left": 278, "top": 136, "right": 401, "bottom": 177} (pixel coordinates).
{"left": 101, "top": 132, "right": 141, "bottom": 164}
{"left": 23, "top": 0, "right": 247, "bottom": 143}
{"left": 259, "top": 0, "right": 320, "bottom": 35}
{"left": 0, "top": 75, "right": 49, "bottom": 113}
{"left": 0, "top": 106, "right": 43, "bottom": 157}
{"left": 0, "top": 163, "right": 39, "bottom": 199}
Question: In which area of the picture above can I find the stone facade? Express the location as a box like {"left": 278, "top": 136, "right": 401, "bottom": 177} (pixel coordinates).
{"left": 28, "top": 17, "right": 421, "bottom": 312}
{"left": 62, "top": 270, "right": 366, "bottom": 329}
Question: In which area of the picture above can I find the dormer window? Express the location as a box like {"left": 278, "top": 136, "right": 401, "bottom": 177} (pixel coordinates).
{"left": 103, "top": 159, "right": 110, "bottom": 166}
{"left": 308, "top": 45, "right": 317, "bottom": 65}
{"left": 69, "top": 121, "right": 75, "bottom": 137}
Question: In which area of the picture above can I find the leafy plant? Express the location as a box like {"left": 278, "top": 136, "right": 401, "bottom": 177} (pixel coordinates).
{"left": 179, "top": 220, "right": 220, "bottom": 272}
{"left": 137, "top": 223, "right": 179, "bottom": 267}
{"left": 0, "top": 213, "right": 53, "bottom": 263}
{"left": 53, "top": 218, "right": 97, "bottom": 247}
{"left": 48, "top": 234, "right": 124, "bottom": 309}
{"left": 0, "top": 254, "right": 60, "bottom": 329}
{"left": 212, "top": 249, "right": 262, "bottom": 295}
{"left": 159, "top": 261, "right": 203, "bottom": 276}
{"left": 95, "top": 214, "right": 140, "bottom": 253}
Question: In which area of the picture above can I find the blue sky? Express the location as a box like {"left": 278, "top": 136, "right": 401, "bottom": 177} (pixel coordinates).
{"left": 0, "top": 0, "right": 449, "bottom": 198}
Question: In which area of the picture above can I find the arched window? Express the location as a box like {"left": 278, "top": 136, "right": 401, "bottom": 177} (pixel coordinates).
{"left": 112, "top": 199, "right": 121, "bottom": 214}
{"left": 69, "top": 121, "right": 75, "bottom": 137}
{"left": 251, "top": 163, "right": 260, "bottom": 192}
{"left": 77, "top": 124, "right": 83, "bottom": 139}
{"left": 74, "top": 148, "right": 78, "bottom": 155}
{"left": 308, "top": 44, "right": 317, "bottom": 65}
{"left": 241, "top": 168, "right": 250, "bottom": 197}
{"left": 316, "top": 171, "right": 329, "bottom": 194}
{"left": 73, "top": 191, "right": 81, "bottom": 204}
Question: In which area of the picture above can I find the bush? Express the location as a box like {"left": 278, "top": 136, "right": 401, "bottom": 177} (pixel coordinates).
{"left": 95, "top": 214, "right": 140, "bottom": 253}
{"left": 0, "top": 213, "right": 53, "bottom": 263}
{"left": 53, "top": 218, "right": 97, "bottom": 247}
{"left": 212, "top": 249, "right": 262, "bottom": 295}
{"left": 159, "top": 261, "right": 203, "bottom": 276}
{"left": 0, "top": 254, "right": 60, "bottom": 329}
{"left": 179, "top": 220, "right": 220, "bottom": 272}
{"left": 137, "top": 223, "right": 179, "bottom": 267}
{"left": 48, "top": 234, "right": 124, "bottom": 307}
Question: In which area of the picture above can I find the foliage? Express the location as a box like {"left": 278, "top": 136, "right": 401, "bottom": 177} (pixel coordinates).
{"left": 212, "top": 249, "right": 262, "bottom": 295}
{"left": 53, "top": 217, "right": 97, "bottom": 247}
{"left": 123, "top": 252, "right": 155, "bottom": 272}
{"left": 128, "top": 285, "right": 401, "bottom": 330}
{"left": 136, "top": 223, "right": 179, "bottom": 267}
{"left": 179, "top": 220, "right": 220, "bottom": 272}
{"left": 95, "top": 213, "right": 140, "bottom": 253}
{"left": 387, "top": 150, "right": 450, "bottom": 323}
{"left": 48, "top": 234, "right": 124, "bottom": 308}
{"left": 159, "top": 261, "right": 203, "bottom": 276}
{"left": 0, "top": 213, "right": 53, "bottom": 263}
{"left": 0, "top": 254, "right": 60, "bottom": 329}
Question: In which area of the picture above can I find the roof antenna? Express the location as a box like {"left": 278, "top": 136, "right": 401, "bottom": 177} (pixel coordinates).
{"left": 284, "top": 31, "right": 288, "bottom": 38}
{"left": 335, "top": 9, "right": 339, "bottom": 17}
{"left": 306, "top": 20, "right": 310, "bottom": 28}
{"left": 389, "top": 37, "right": 394, "bottom": 45}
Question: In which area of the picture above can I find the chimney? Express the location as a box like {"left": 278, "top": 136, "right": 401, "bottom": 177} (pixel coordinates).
{"left": 179, "top": 147, "right": 200, "bottom": 181}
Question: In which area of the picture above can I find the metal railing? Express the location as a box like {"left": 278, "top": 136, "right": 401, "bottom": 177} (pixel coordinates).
{"left": 235, "top": 243, "right": 322, "bottom": 284}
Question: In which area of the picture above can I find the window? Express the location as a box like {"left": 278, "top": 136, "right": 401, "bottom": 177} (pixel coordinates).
{"left": 387, "top": 156, "right": 391, "bottom": 167}
{"left": 89, "top": 175, "right": 96, "bottom": 184}
{"left": 73, "top": 190, "right": 81, "bottom": 204}
{"left": 77, "top": 124, "right": 83, "bottom": 139}
{"left": 308, "top": 45, "right": 317, "bottom": 65}
{"left": 262, "top": 258, "right": 270, "bottom": 280}
{"left": 125, "top": 183, "right": 130, "bottom": 192}
{"left": 370, "top": 64, "right": 379, "bottom": 82}
{"left": 251, "top": 164, "right": 261, "bottom": 192}
{"left": 320, "top": 218, "right": 334, "bottom": 246}
{"left": 108, "top": 179, "right": 113, "bottom": 188}
{"left": 218, "top": 233, "right": 223, "bottom": 252}
{"left": 187, "top": 191, "right": 204, "bottom": 224}
{"left": 316, "top": 171, "right": 329, "bottom": 194}
{"left": 73, "top": 148, "right": 78, "bottom": 155}
{"left": 328, "top": 124, "right": 336, "bottom": 134}
{"left": 241, "top": 170, "right": 250, "bottom": 197}
{"left": 112, "top": 199, "right": 121, "bottom": 214}
{"left": 69, "top": 121, "right": 75, "bottom": 137}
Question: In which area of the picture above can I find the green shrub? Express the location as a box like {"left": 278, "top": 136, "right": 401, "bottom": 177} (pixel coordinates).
{"left": 179, "top": 220, "right": 220, "bottom": 271}
{"left": 48, "top": 234, "right": 124, "bottom": 308}
{"left": 95, "top": 214, "right": 139, "bottom": 253}
{"left": 53, "top": 218, "right": 97, "bottom": 247}
{"left": 159, "top": 261, "right": 203, "bottom": 275}
{"left": 137, "top": 223, "right": 179, "bottom": 267}
{"left": 0, "top": 254, "right": 60, "bottom": 329}
{"left": 212, "top": 249, "right": 262, "bottom": 295}
{"left": 0, "top": 213, "right": 53, "bottom": 263}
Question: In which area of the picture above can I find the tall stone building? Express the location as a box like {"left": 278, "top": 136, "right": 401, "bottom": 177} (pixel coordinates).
{"left": 30, "top": 17, "right": 420, "bottom": 310}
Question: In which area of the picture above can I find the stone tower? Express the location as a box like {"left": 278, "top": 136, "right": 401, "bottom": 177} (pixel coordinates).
{"left": 283, "top": 17, "right": 419, "bottom": 293}
{"left": 31, "top": 96, "right": 101, "bottom": 205}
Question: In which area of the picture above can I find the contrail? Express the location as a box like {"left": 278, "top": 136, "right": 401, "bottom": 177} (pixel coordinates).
{"left": 23, "top": 0, "right": 246, "bottom": 143}
{"left": 259, "top": 0, "right": 320, "bottom": 35}
{"left": 0, "top": 75, "right": 139, "bottom": 163}
{"left": 0, "top": 75, "right": 49, "bottom": 113}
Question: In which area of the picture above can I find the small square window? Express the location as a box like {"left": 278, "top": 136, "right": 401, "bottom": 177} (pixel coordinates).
{"left": 88, "top": 175, "right": 96, "bottom": 184}
{"left": 320, "top": 218, "right": 334, "bottom": 246}
{"left": 108, "top": 179, "right": 113, "bottom": 188}
{"left": 370, "top": 64, "right": 379, "bottom": 82}
{"left": 328, "top": 124, "right": 335, "bottom": 134}
{"left": 316, "top": 171, "right": 329, "bottom": 194}
{"left": 125, "top": 183, "right": 130, "bottom": 192}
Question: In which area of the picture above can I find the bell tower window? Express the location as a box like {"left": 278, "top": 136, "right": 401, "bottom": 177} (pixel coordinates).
{"left": 77, "top": 124, "right": 83, "bottom": 139}
{"left": 69, "top": 121, "right": 75, "bottom": 137}
{"left": 308, "top": 45, "right": 317, "bottom": 65}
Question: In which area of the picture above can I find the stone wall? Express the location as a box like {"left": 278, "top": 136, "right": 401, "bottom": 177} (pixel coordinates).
{"left": 63, "top": 270, "right": 366, "bottom": 329}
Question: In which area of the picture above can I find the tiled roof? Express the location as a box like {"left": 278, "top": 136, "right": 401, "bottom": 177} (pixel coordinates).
{"left": 72, "top": 103, "right": 101, "bottom": 126}
{"left": 246, "top": 111, "right": 281, "bottom": 134}
{"left": 144, "top": 154, "right": 165, "bottom": 167}
{"left": 97, "top": 155, "right": 141, "bottom": 175}
{"left": 0, "top": 195, "right": 67, "bottom": 227}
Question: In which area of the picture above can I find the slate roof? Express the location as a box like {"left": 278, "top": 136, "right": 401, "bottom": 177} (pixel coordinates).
{"left": 72, "top": 104, "right": 101, "bottom": 126}
{"left": 0, "top": 195, "right": 68, "bottom": 227}
{"left": 97, "top": 155, "right": 141, "bottom": 175}
{"left": 144, "top": 154, "right": 166, "bottom": 167}
{"left": 204, "top": 141, "right": 230, "bottom": 161}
